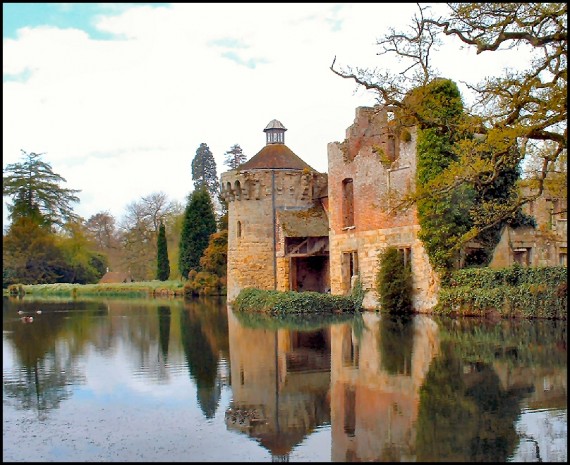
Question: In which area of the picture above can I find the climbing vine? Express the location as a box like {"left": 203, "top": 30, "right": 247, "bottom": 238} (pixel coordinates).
{"left": 413, "top": 79, "right": 469, "bottom": 273}
{"left": 409, "top": 78, "right": 533, "bottom": 274}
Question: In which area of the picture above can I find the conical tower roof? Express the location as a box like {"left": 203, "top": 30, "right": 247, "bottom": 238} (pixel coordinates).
{"left": 240, "top": 119, "right": 315, "bottom": 171}
{"left": 240, "top": 144, "right": 314, "bottom": 170}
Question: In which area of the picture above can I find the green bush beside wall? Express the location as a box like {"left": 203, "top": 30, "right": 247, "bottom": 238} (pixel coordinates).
{"left": 232, "top": 287, "right": 360, "bottom": 314}
{"left": 436, "top": 265, "right": 567, "bottom": 319}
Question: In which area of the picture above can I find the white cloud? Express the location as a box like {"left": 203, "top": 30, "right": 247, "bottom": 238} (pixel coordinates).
{"left": 3, "top": 3, "right": 531, "bottom": 225}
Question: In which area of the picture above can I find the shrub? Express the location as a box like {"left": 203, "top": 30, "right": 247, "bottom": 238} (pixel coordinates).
{"left": 376, "top": 247, "right": 412, "bottom": 314}
{"left": 437, "top": 265, "right": 567, "bottom": 319}
{"left": 184, "top": 271, "right": 224, "bottom": 297}
{"left": 232, "top": 288, "right": 358, "bottom": 314}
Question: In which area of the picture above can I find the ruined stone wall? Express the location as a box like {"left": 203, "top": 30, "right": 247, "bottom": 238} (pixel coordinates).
{"left": 490, "top": 185, "right": 567, "bottom": 268}
{"left": 327, "top": 106, "right": 439, "bottom": 312}
{"left": 490, "top": 225, "right": 567, "bottom": 268}
{"left": 221, "top": 169, "right": 327, "bottom": 301}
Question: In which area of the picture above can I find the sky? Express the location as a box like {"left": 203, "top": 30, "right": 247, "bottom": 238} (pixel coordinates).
{"left": 3, "top": 3, "right": 531, "bottom": 228}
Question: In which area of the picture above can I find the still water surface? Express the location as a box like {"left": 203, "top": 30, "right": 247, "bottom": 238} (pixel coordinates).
{"left": 3, "top": 296, "right": 567, "bottom": 462}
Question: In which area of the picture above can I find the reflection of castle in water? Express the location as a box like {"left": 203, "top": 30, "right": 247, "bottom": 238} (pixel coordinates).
{"left": 225, "top": 306, "right": 332, "bottom": 459}
{"left": 330, "top": 313, "right": 440, "bottom": 462}
{"left": 225, "top": 308, "right": 567, "bottom": 461}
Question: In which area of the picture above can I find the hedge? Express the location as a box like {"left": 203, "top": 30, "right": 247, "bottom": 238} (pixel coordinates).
{"left": 436, "top": 265, "right": 567, "bottom": 319}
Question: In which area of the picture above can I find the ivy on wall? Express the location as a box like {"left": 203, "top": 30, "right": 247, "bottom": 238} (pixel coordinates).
{"left": 410, "top": 78, "right": 534, "bottom": 274}
{"left": 413, "top": 79, "right": 470, "bottom": 273}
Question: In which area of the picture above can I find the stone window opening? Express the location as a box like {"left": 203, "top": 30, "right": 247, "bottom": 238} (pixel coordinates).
{"left": 513, "top": 247, "right": 531, "bottom": 266}
{"left": 343, "top": 385, "right": 356, "bottom": 437}
{"left": 342, "top": 178, "right": 355, "bottom": 228}
{"left": 342, "top": 251, "right": 359, "bottom": 295}
{"left": 234, "top": 180, "right": 242, "bottom": 201}
{"left": 559, "top": 247, "right": 567, "bottom": 266}
{"left": 398, "top": 247, "right": 411, "bottom": 268}
{"left": 237, "top": 221, "right": 242, "bottom": 238}
{"left": 387, "top": 134, "right": 396, "bottom": 162}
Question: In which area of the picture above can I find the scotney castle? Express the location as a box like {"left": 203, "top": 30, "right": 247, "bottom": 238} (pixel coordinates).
{"left": 220, "top": 106, "right": 567, "bottom": 312}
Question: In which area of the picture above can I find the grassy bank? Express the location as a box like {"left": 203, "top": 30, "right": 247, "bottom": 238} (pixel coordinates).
{"left": 5, "top": 280, "right": 186, "bottom": 298}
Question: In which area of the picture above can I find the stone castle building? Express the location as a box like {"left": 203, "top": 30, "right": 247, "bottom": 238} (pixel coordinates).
{"left": 221, "top": 120, "right": 329, "bottom": 301}
{"left": 221, "top": 107, "right": 567, "bottom": 311}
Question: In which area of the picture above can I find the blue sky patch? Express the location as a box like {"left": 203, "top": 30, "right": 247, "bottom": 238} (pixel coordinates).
{"left": 2, "top": 3, "right": 167, "bottom": 40}
{"left": 221, "top": 51, "right": 268, "bottom": 69}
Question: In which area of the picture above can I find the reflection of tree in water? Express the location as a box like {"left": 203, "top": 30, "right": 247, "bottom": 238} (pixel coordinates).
{"left": 416, "top": 343, "right": 531, "bottom": 462}
{"left": 157, "top": 306, "right": 171, "bottom": 361}
{"left": 2, "top": 299, "right": 103, "bottom": 419}
{"left": 196, "top": 384, "right": 222, "bottom": 419}
{"left": 3, "top": 354, "right": 85, "bottom": 421}
{"left": 435, "top": 316, "right": 567, "bottom": 368}
{"left": 179, "top": 298, "right": 229, "bottom": 419}
{"left": 379, "top": 314, "right": 414, "bottom": 375}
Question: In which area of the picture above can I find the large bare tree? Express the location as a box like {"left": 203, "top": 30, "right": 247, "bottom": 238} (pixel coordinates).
{"left": 331, "top": 3, "right": 567, "bottom": 240}
{"left": 118, "top": 192, "right": 182, "bottom": 280}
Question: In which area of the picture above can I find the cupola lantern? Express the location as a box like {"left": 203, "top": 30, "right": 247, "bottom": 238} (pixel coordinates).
{"left": 264, "top": 119, "right": 287, "bottom": 145}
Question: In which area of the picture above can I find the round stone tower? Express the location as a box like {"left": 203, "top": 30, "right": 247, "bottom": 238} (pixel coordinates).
{"left": 220, "top": 120, "right": 327, "bottom": 301}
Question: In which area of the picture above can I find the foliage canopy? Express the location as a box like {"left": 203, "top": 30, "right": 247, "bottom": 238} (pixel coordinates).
{"left": 178, "top": 188, "right": 217, "bottom": 279}
{"left": 156, "top": 221, "right": 170, "bottom": 281}
{"left": 331, "top": 3, "right": 567, "bottom": 250}
{"left": 224, "top": 144, "right": 247, "bottom": 170}
{"left": 192, "top": 143, "right": 218, "bottom": 201}
{"left": 3, "top": 150, "right": 81, "bottom": 228}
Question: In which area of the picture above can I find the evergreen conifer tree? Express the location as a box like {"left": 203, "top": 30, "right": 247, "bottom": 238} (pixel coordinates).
{"left": 224, "top": 144, "right": 247, "bottom": 169}
{"left": 156, "top": 221, "right": 170, "bottom": 281}
{"left": 3, "top": 150, "right": 81, "bottom": 228}
{"left": 191, "top": 143, "right": 218, "bottom": 201}
{"left": 178, "top": 188, "right": 217, "bottom": 279}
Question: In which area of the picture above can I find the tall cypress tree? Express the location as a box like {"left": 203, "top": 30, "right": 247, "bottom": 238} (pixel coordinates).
{"left": 156, "top": 221, "right": 170, "bottom": 281}
{"left": 178, "top": 188, "right": 217, "bottom": 279}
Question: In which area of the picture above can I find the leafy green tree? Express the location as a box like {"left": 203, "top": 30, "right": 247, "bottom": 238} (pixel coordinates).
{"left": 224, "top": 143, "right": 247, "bottom": 169}
{"left": 3, "top": 217, "right": 67, "bottom": 285}
{"left": 192, "top": 143, "right": 218, "bottom": 201}
{"left": 57, "top": 221, "right": 108, "bottom": 284}
{"left": 331, "top": 2, "right": 567, "bottom": 248}
{"left": 178, "top": 188, "right": 217, "bottom": 279}
{"left": 3, "top": 150, "right": 81, "bottom": 228}
{"left": 200, "top": 229, "right": 228, "bottom": 278}
{"left": 156, "top": 221, "right": 170, "bottom": 281}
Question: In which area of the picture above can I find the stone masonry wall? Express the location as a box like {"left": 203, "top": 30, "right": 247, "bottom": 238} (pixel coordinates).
{"left": 221, "top": 169, "right": 326, "bottom": 301}
{"left": 327, "top": 106, "right": 440, "bottom": 312}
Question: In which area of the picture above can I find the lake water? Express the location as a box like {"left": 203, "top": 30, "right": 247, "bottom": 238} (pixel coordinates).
{"left": 2, "top": 295, "right": 567, "bottom": 462}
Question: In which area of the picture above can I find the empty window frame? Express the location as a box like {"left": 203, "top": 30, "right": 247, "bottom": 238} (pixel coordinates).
{"left": 341, "top": 251, "right": 359, "bottom": 295}
{"left": 398, "top": 247, "right": 411, "bottom": 268}
{"left": 342, "top": 178, "right": 355, "bottom": 228}
{"left": 559, "top": 247, "right": 567, "bottom": 266}
{"left": 513, "top": 247, "right": 531, "bottom": 266}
